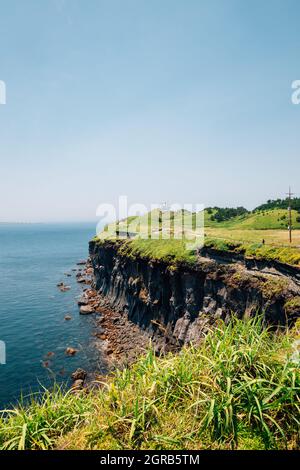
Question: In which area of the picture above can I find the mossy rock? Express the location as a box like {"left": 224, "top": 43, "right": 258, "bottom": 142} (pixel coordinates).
{"left": 284, "top": 296, "right": 300, "bottom": 315}
{"left": 260, "top": 278, "right": 288, "bottom": 300}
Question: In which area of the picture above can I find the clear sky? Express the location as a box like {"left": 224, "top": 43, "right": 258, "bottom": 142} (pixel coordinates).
{"left": 0, "top": 0, "right": 300, "bottom": 222}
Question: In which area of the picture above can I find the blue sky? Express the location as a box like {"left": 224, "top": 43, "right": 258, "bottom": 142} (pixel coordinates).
{"left": 0, "top": 0, "right": 300, "bottom": 222}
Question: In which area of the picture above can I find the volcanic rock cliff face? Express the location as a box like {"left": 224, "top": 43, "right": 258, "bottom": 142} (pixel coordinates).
{"left": 89, "top": 240, "right": 300, "bottom": 348}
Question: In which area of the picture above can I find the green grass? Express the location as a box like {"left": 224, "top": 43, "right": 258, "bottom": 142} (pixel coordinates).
{"left": 102, "top": 209, "right": 203, "bottom": 240}
{"left": 105, "top": 208, "right": 300, "bottom": 232}
{"left": 94, "top": 234, "right": 300, "bottom": 268}
{"left": 204, "top": 238, "right": 300, "bottom": 267}
{"left": 204, "top": 209, "right": 300, "bottom": 230}
{"left": 1, "top": 317, "right": 299, "bottom": 450}
{"left": 117, "top": 238, "right": 197, "bottom": 266}
{"left": 0, "top": 385, "right": 95, "bottom": 450}
{"left": 97, "top": 208, "right": 300, "bottom": 268}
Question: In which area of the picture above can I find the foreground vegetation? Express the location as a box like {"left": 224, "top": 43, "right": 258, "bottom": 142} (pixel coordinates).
{"left": 0, "top": 317, "right": 299, "bottom": 450}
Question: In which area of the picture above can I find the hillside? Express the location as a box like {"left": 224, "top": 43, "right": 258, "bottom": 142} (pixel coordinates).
{"left": 205, "top": 197, "right": 300, "bottom": 228}
{"left": 103, "top": 207, "right": 300, "bottom": 233}
{"left": 254, "top": 197, "right": 300, "bottom": 212}
{"left": 204, "top": 208, "right": 300, "bottom": 230}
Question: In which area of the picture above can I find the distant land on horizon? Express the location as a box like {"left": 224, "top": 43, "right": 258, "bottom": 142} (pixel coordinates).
{"left": 0, "top": 221, "right": 43, "bottom": 225}
{"left": 0, "top": 220, "right": 97, "bottom": 225}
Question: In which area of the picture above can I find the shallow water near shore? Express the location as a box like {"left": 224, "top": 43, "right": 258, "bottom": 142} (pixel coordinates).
{"left": 0, "top": 222, "right": 105, "bottom": 409}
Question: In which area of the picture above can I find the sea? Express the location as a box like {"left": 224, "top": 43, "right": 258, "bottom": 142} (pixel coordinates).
{"left": 0, "top": 222, "right": 106, "bottom": 409}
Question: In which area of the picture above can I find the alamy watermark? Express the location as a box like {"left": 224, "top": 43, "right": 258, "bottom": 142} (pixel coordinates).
{"left": 96, "top": 196, "right": 204, "bottom": 251}
{"left": 0, "top": 341, "right": 6, "bottom": 364}
{"left": 0, "top": 80, "right": 6, "bottom": 104}
{"left": 291, "top": 80, "right": 300, "bottom": 105}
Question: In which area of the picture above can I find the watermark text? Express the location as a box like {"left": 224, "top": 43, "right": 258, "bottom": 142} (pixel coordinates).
{"left": 0, "top": 80, "right": 6, "bottom": 104}
{"left": 291, "top": 80, "right": 300, "bottom": 105}
{"left": 96, "top": 196, "right": 204, "bottom": 251}
{"left": 0, "top": 341, "right": 6, "bottom": 364}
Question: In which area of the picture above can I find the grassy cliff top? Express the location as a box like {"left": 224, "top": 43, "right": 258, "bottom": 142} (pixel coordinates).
{"left": 101, "top": 207, "right": 300, "bottom": 233}
{"left": 205, "top": 208, "right": 300, "bottom": 230}
{"left": 93, "top": 235, "right": 300, "bottom": 268}
{"left": 94, "top": 206, "right": 300, "bottom": 268}
{"left": 93, "top": 237, "right": 198, "bottom": 266}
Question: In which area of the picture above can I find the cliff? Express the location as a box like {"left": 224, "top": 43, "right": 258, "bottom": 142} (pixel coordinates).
{"left": 89, "top": 239, "right": 300, "bottom": 350}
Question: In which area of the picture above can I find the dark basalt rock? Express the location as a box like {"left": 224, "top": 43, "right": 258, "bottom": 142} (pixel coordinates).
{"left": 71, "top": 368, "right": 87, "bottom": 381}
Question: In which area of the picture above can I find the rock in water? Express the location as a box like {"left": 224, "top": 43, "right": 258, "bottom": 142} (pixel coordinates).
{"left": 57, "top": 282, "right": 71, "bottom": 292}
{"left": 60, "top": 285, "right": 71, "bottom": 292}
{"left": 65, "top": 347, "right": 77, "bottom": 356}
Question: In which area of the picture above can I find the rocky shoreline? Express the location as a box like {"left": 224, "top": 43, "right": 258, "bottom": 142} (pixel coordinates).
{"left": 77, "top": 256, "right": 182, "bottom": 358}
{"left": 62, "top": 257, "right": 154, "bottom": 391}
{"left": 77, "top": 275, "right": 155, "bottom": 365}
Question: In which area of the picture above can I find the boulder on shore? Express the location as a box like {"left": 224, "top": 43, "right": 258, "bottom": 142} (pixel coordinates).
{"left": 78, "top": 296, "right": 89, "bottom": 306}
{"left": 71, "top": 368, "right": 87, "bottom": 381}
{"left": 71, "top": 379, "right": 84, "bottom": 391}
{"left": 80, "top": 305, "right": 94, "bottom": 315}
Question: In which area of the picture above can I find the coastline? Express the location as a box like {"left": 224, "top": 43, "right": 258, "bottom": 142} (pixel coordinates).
{"left": 70, "top": 236, "right": 300, "bottom": 391}
{"left": 71, "top": 258, "right": 153, "bottom": 391}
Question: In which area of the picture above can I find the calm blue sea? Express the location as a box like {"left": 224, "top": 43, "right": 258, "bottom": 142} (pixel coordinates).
{"left": 0, "top": 223, "right": 105, "bottom": 409}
